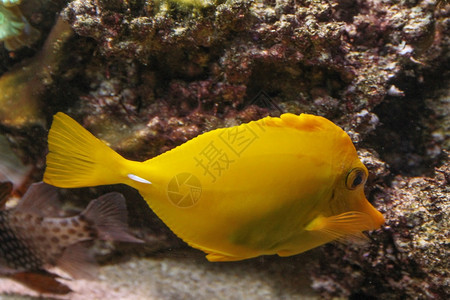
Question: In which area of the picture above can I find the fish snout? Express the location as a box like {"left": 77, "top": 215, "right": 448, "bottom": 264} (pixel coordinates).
{"left": 359, "top": 197, "right": 385, "bottom": 230}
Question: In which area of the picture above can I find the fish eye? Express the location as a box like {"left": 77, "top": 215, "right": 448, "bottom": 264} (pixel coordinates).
{"left": 345, "top": 168, "right": 367, "bottom": 190}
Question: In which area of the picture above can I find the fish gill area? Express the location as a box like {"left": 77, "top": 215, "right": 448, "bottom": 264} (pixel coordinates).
{"left": 0, "top": 0, "right": 449, "bottom": 299}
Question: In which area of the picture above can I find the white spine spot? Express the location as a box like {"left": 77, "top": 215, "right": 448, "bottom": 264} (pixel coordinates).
{"left": 128, "top": 174, "right": 152, "bottom": 184}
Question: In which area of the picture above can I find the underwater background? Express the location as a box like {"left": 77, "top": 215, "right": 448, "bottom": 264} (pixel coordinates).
{"left": 0, "top": 0, "right": 449, "bottom": 299}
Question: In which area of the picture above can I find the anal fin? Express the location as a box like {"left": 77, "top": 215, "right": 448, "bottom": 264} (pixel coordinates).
{"left": 185, "top": 240, "right": 249, "bottom": 262}
{"left": 206, "top": 253, "right": 248, "bottom": 262}
{"left": 10, "top": 270, "right": 72, "bottom": 295}
{"left": 277, "top": 250, "right": 298, "bottom": 257}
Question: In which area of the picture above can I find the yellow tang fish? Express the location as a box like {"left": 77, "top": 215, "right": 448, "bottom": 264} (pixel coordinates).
{"left": 44, "top": 112, "right": 384, "bottom": 262}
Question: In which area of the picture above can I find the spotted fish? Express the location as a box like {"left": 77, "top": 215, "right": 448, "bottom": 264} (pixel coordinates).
{"left": 0, "top": 181, "right": 142, "bottom": 285}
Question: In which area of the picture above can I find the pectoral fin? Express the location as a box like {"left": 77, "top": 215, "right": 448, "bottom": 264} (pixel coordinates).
{"left": 0, "top": 181, "right": 13, "bottom": 208}
{"left": 305, "top": 211, "right": 373, "bottom": 241}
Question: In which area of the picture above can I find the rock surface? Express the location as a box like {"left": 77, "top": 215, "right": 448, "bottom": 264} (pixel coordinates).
{"left": 0, "top": 0, "right": 448, "bottom": 298}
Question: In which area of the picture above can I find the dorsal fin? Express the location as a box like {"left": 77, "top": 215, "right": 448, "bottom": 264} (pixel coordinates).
{"left": 254, "top": 113, "right": 336, "bottom": 132}
{"left": 15, "top": 182, "right": 62, "bottom": 216}
{"left": 81, "top": 192, "right": 143, "bottom": 243}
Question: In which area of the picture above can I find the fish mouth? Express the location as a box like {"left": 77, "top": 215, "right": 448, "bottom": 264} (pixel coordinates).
{"left": 330, "top": 189, "right": 385, "bottom": 230}
{"left": 370, "top": 207, "right": 385, "bottom": 228}
{"left": 358, "top": 196, "right": 385, "bottom": 229}
{"left": 328, "top": 189, "right": 384, "bottom": 230}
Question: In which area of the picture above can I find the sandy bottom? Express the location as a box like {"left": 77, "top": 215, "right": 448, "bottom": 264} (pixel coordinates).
{"left": 0, "top": 252, "right": 318, "bottom": 300}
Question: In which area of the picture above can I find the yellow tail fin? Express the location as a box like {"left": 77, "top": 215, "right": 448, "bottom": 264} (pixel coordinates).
{"left": 44, "top": 113, "right": 129, "bottom": 188}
